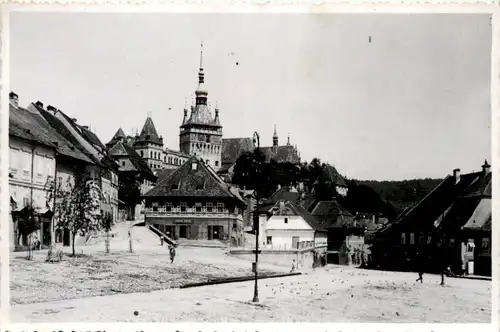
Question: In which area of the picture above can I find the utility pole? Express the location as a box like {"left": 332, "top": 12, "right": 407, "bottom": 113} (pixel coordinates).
{"left": 252, "top": 131, "right": 260, "bottom": 303}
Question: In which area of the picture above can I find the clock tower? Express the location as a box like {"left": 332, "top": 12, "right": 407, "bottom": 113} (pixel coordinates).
{"left": 179, "top": 42, "right": 223, "bottom": 171}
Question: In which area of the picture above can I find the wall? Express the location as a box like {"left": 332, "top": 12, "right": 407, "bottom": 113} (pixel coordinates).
{"left": 265, "top": 229, "right": 314, "bottom": 250}
{"left": 9, "top": 137, "right": 56, "bottom": 209}
{"left": 230, "top": 247, "right": 316, "bottom": 270}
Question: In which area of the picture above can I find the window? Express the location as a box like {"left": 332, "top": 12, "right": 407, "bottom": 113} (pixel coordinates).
{"left": 467, "top": 240, "right": 475, "bottom": 253}
{"left": 418, "top": 233, "right": 425, "bottom": 245}
{"left": 206, "top": 203, "right": 213, "bottom": 213}
{"left": 233, "top": 223, "right": 237, "bottom": 230}
{"left": 171, "top": 183, "right": 179, "bottom": 190}
{"left": 150, "top": 151, "right": 153, "bottom": 158}
{"left": 180, "top": 202, "right": 187, "bottom": 212}
{"left": 409, "top": 233, "right": 415, "bottom": 245}
{"left": 140, "top": 151, "right": 143, "bottom": 157}
{"left": 195, "top": 203, "right": 202, "bottom": 213}
{"left": 482, "top": 238, "right": 490, "bottom": 254}
{"left": 217, "top": 203, "right": 224, "bottom": 213}
{"left": 284, "top": 217, "right": 288, "bottom": 224}
{"left": 400, "top": 233, "right": 406, "bottom": 245}
{"left": 427, "top": 236, "right": 432, "bottom": 244}
{"left": 164, "top": 156, "right": 166, "bottom": 162}
{"left": 58, "top": 176, "right": 63, "bottom": 184}
{"left": 166, "top": 203, "right": 172, "bottom": 212}
{"left": 215, "top": 161, "right": 219, "bottom": 167}
{"left": 267, "top": 236, "right": 272, "bottom": 245}
{"left": 122, "top": 161, "right": 125, "bottom": 166}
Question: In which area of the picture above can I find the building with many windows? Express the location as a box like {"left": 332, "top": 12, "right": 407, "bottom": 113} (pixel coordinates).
{"left": 143, "top": 156, "right": 247, "bottom": 245}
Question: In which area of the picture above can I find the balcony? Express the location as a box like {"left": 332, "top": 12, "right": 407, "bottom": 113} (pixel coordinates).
{"left": 144, "top": 207, "right": 238, "bottom": 219}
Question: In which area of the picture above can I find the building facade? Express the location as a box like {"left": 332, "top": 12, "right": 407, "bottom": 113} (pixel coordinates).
{"left": 369, "top": 162, "right": 492, "bottom": 276}
{"left": 143, "top": 156, "right": 246, "bottom": 245}
{"left": 9, "top": 93, "right": 94, "bottom": 250}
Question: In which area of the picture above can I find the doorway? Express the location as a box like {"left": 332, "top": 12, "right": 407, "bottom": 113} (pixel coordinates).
{"left": 179, "top": 225, "right": 187, "bottom": 238}
{"left": 165, "top": 226, "right": 174, "bottom": 238}
{"left": 63, "top": 228, "right": 71, "bottom": 246}
{"left": 208, "top": 225, "right": 222, "bottom": 240}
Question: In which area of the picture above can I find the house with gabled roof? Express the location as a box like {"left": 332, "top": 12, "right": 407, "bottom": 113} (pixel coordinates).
{"left": 370, "top": 161, "right": 492, "bottom": 276}
{"left": 143, "top": 156, "right": 247, "bottom": 245}
{"left": 32, "top": 101, "right": 120, "bottom": 237}
{"left": 107, "top": 135, "right": 157, "bottom": 220}
{"left": 8, "top": 92, "right": 94, "bottom": 250}
{"left": 262, "top": 200, "right": 327, "bottom": 251}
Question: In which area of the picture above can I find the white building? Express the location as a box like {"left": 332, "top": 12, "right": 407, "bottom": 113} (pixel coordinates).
{"left": 260, "top": 200, "right": 327, "bottom": 252}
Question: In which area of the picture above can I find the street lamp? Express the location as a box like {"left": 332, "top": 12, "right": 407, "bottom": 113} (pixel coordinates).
{"left": 252, "top": 131, "right": 260, "bottom": 303}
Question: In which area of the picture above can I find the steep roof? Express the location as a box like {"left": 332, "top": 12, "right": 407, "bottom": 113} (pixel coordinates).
{"left": 135, "top": 117, "right": 162, "bottom": 145}
{"left": 259, "top": 145, "right": 301, "bottom": 164}
{"left": 380, "top": 168, "right": 492, "bottom": 235}
{"left": 320, "top": 164, "right": 347, "bottom": 187}
{"left": 181, "top": 105, "right": 221, "bottom": 128}
{"left": 55, "top": 109, "right": 107, "bottom": 152}
{"left": 221, "top": 138, "right": 255, "bottom": 165}
{"left": 271, "top": 201, "right": 326, "bottom": 232}
{"left": 106, "top": 127, "right": 126, "bottom": 147}
{"left": 311, "top": 200, "right": 356, "bottom": 228}
{"left": 10, "top": 105, "right": 93, "bottom": 164}
{"left": 156, "top": 168, "right": 176, "bottom": 183}
{"left": 108, "top": 141, "right": 155, "bottom": 180}
{"left": 36, "top": 107, "right": 97, "bottom": 164}
{"left": 144, "top": 156, "right": 244, "bottom": 202}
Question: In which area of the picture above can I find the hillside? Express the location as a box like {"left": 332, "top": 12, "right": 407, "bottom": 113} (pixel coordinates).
{"left": 356, "top": 178, "right": 443, "bottom": 215}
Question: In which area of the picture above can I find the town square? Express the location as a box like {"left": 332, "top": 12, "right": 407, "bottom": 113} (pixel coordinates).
{"left": 6, "top": 10, "right": 493, "bottom": 324}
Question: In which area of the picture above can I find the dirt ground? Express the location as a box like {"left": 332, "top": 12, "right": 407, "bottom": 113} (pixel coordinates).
{"left": 10, "top": 245, "right": 288, "bottom": 305}
{"left": 11, "top": 265, "right": 491, "bottom": 323}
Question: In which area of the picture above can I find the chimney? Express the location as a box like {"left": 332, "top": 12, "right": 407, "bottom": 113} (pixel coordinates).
{"left": 9, "top": 92, "right": 18, "bottom": 107}
{"left": 47, "top": 105, "right": 57, "bottom": 112}
{"left": 35, "top": 101, "right": 44, "bottom": 109}
{"left": 453, "top": 168, "right": 461, "bottom": 184}
{"left": 159, "top": 136, "right": 164, "bottom": 144}
{"left": 482, "top": 160, "right": 491, "bottom": 175}
{"left": 82, "top": 126, "right": 89, "bottom": 130}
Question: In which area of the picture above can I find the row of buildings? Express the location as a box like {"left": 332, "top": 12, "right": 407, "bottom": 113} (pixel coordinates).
{"left": 9, "top": 94, "right": 121, "bottom": 250}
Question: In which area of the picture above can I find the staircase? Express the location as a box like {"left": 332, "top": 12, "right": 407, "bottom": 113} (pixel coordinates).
{"left": 145, "top": 223, "right": 177, "bottom": 247}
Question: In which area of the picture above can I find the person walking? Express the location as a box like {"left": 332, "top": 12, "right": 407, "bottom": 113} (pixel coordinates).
{"left": 169, "top": 245, "right": 176, "bottom": 263}
{"left": 290, "top": 259, "right": 296, "bottom": 273}
{"left": 415, "top": 251, "right": 425, "bottom": 283}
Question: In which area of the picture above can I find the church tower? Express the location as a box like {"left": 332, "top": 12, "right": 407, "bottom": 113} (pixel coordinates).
{"left": 179, "top": 42, "right": 223, "bottom": 171}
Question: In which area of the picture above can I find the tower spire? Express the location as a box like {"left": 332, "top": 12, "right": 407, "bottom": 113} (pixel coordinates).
{"left": 273, "top": 125, "right": 279, "bottom": 147}
{"left": 198, "top": 40, "right": 205, "bottom": 85}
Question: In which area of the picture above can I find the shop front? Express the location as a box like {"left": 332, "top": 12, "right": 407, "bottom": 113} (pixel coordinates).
{"left": 147, "top": 216, "right": 233, "bottom": 241}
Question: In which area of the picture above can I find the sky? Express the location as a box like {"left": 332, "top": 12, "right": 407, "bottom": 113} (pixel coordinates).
{"left": 10, "top": 13, "right": 492, "bottom": 181}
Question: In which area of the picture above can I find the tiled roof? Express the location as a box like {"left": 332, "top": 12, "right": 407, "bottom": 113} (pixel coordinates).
{"left": 320, "top": 164, "right": 347, "bottom": 187}
{"left": 182, "top": 105, "right": 221, "bottom": 128}
{"left": 106, "top": 128, "right": 126, "bottom": 147}
{"left": 221, "top": 138, "right": 255, "bottom": 165}
{"left": 260, "top": 145, "right": 300, "bottom": 164}
{"left": 108, "top": 141, "right": 155, "bottom": 180}
{"left": 461, "top": 198, "right": 491, "bottom": 231}
{"left": 135, "top": 117, "right": 162, "bottom": 145}
{"left": 36, "top": 106, "right": 103, "bottom": 167}
{"left": 165, "top": 148, "right": 190, "bottom": 158}
{"left": 56, "top": 109, "right": 106, "bottom": 152}
{"left": 156, "top": 168, "right": 176, "bottom": 183}
{"left": 144, "top": 156, "right": 243, "bottom": 202}
{"left": 272, "top": 201, "right": 326, "bottom": 232}
{"left": 311, "top": 200, "right": 356, "bottom": 228}
{"left": 11, "top": 105, "right": 93, "bottom": 164}
{"left": 380, "top": 168, "right": 492, "bottom": 235}
{"left": 217, "top": 163, "right": 233, "bottom": 174}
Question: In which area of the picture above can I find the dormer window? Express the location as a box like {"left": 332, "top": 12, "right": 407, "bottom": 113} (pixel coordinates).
{"left": 192, "top": 162, "right": 198, "bottom": 171}
{"left": 171, "top": 182, "right": 179, "bottom": 190}
{"left": 196, "top": 181, "right": 205, "bottom": 190}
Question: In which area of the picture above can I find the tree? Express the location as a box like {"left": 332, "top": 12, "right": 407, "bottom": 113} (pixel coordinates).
{"left": 45, "top": 171, "right": 105, "bottom": 256}
{"left": 118, "top": 172, "right": 142, "bottom": 220}
{"left": 16, "top": 202, "right": 41, "bottom": 260}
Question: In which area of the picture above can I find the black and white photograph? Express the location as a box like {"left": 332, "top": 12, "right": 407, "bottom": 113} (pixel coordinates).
{"left": 4, "top": 6, "right": 495, "bottom": 324}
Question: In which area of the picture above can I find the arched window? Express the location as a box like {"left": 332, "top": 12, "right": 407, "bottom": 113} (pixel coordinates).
{"left": 150, "top": 151, "right": 152, "bottom": 158}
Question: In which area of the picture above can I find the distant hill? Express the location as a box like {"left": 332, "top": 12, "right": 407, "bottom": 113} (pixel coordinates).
{"left": 356, "top": 178, "right": 443, "bottom": 215}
